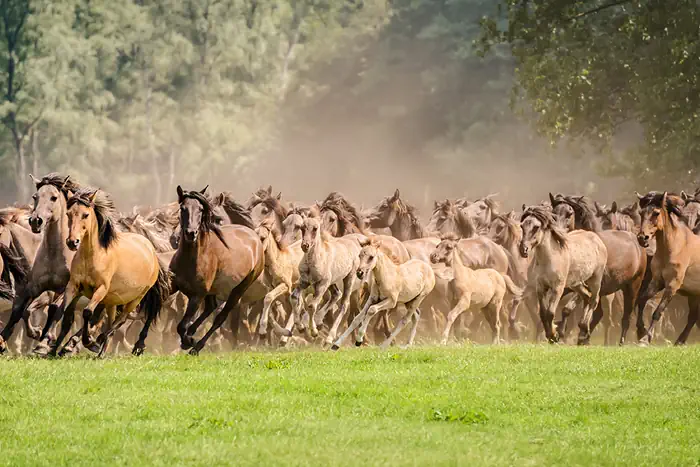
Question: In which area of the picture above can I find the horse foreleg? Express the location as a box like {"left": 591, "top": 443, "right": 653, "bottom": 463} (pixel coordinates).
{"left": 331, "top": 293, "right": 376, "bottom": 350}
{"left": 177, "top": 295, "right": 202, "bottom": 350}
{"left": 259, "top": 284, "right": 288, "bottom": 337}
{"left": 380, "top": 303, "right": 418, "bottom": 350}
{"left": 50, "top": 284, "right": 81, "bottom": 356}
{"left": 0, "top": 290, "right": 36, "bottom": 353}
{"left": 185, "top": 295, "right": 220, "bottom": 344}
{"left": 539, "top": 286, "right": 563, "bottom": 344}
{"left": 313, "top": 284, "right": 341, "bottom": 335}
{"left": 642, "top": 281, "right": 680, "bottom": 345}
{"left": 324, "top": 273, "right": 357, "bottom": 347}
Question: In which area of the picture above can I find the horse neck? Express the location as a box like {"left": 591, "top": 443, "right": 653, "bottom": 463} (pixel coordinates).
{"left": 391, "top": 214, "right": 417, "bottom": 241}
{"left": 9, "top": 223, "right": 40, "bottom": 262}
{"left": 533, "top": 230, "right": 565, "bottom": 265}
{"left": 450, "top": 248, "right": 473, "bottom": 283}
{"left": 656, "top": 217, "right": 687, "bottom": 259}
{"left": 77, "top": 219, "right": 104, "bottom": 259}
{"left": 43, "top": 201, "right": 71, "bottom": 258}
{"left": 373, "top": 253, "right": 399, "bottom": 290}
{"left": 306, "top": 231, "right": 327, "bottom": 266}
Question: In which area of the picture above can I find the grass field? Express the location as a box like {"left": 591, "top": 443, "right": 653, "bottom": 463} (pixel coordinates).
{"left": 0, "top": 345, "right": 698, "bottom": 466}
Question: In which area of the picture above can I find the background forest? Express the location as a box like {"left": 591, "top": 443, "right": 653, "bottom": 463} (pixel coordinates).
{"left": 1, "top": 0, "right": 697, "bottom": 210}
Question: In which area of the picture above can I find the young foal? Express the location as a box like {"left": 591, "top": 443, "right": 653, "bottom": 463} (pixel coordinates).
{"left": 170, "top": 187, "right": 264, "bottom": 354}
{"left": 431, "top": 237, "right": 522, "bottom": 344}
{"left": 519, "top": 207, "right": 607, "bottom": 343}
{"left": 52, "top": 188, "right": 170, "bottom": 357}
{"left": 331, "top": 239, "right": 435, "bottom": 349}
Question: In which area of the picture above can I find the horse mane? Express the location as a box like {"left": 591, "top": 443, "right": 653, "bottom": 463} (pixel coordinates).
{"left": 563, "top": 196, "right": 602, "bottom": 232}
{"left": 67, "top": 188, "right": 120, "bottom": 249}
{"left": 0, "top": 206, "right": 29, "bottom": 227}
{"left": 288, "top": 204, "right": 312, "bottom": 219}
{"left": 214, "top": 192, "right": 256, "bottom": 229}
{"left": 638, "top": 191, "right": 688, "bottom": 226}
{"left": 258, "top": 216, "right": 284, "bottom": 247}
{"left": 118, "top": 214, "right": 173, "bottom": 253}
{"left": 521, "top": 206, "right": 567, "bottom": 249}
{"left": 361, "top": 237, "right": 402, "bottom": 265}
{"left": 35, "top": 173, "right": 81, "bottom": 200}
{"left": 455, "top": 208, "right": 477, "bottom": 238}
{"left": 320, "top": 192, "right": 365, "bottom": 235}
{"left": 475, "top": 195, "right": 500, "bottom": 213}
{"left": 381, "top": 193, "right": 426, "bottom": 238}
{"left": 179, "top": 189, "right": 229, "bottom": 247}
{"left": 492, "top": 212, "right": 522, "bottom": 245}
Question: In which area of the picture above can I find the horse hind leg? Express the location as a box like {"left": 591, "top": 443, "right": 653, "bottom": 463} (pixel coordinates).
{"left": 484, "top": 295, "right": 503, "bottom": 345}
{"left": 674, "top": 296, "right": 700, "bottom": 345}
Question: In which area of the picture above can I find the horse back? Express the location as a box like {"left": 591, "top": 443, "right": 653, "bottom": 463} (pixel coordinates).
{"left": 457, "top": 236, "right": 508, "bottom": 274}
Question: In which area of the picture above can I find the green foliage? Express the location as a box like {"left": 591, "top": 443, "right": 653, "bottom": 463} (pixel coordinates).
{"left": 479, "top": 0, "right": 700, "bottom": 185}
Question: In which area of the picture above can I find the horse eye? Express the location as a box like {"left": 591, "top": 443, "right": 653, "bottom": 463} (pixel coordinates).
{"left": 50, "top": 196, "right": 57, "bottom": 202}
{"left": 82, "top": 213, "right": 89, "bottom": 219}
{"left": 261, "top": 208, "right": 269, "bottom": 214}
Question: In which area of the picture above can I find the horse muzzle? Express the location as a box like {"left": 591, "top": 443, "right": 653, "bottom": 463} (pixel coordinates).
{"left": 356, "top": 270, "right": 365, "bottom": 280}
{"left": 184, "top": 230, "right": 198, "bottom": 243}
{"left": 66, "top": 239, "right": 80, "bottom": 251}
{"left": 637, "top": 235, "right": 649, "bottom": 248}
{"left": 519, "top": 244, "right": 529, "bottom": 258}
{"left": 429, "top": 254, "right": 440, "bottom": 264}
{"left": 301, "top": 243, "right": 310, "bottom": 253}
{"left": 29, "top": 215, "right": 45, "bottom": 234}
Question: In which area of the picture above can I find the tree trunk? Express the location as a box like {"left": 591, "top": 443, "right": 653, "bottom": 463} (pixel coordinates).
{"left": 14, "top": 138, "right": 28, "bottom": 203}
{"left": 144, "top": 67, "right": 162, "bottom": 206}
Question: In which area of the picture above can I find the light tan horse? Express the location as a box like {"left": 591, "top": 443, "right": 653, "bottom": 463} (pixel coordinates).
{"left": 331, "top": 239, "right": 435, "bottom": 349}
{"left": 637, "top": 192, "right": 700, "bottom": 345}
{"left": 51, "top": 188, "right": 170, "bottom": 357}
{"left": 431, "top": 237, "right": 522, "bottom": 344}
{"left": 519, "top": 206, "right": 607, "bottom": 343}
{"left": 290, "top": 217, "right": 363, "bottom": 346}
{"left": 255, "top": 220, "right": 304, "bottom": 339}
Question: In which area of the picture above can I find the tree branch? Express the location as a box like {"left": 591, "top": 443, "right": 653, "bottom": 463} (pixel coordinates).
{"left": 566, "top": 0, "right": 633, "bottom": 21}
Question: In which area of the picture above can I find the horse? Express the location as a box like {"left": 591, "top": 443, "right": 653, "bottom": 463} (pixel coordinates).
{"left": 551, "top": 195, "right": 647, "bottom": 345}
{"left": 595, "top": 201, "right": 637, "bottom": 232}
{"left": 636, "top": 192, "right": 700, "bottom": 345}
{"left": 246, "top": 187, "right": 289, "bottom": 232}
{"left": 519, "top": 206, "right": 607, "bottom": 343}
{"left": 318, "top": 192, "right": 366, "bottom": 237}
{"left": 430, "top": 237, "right": 522, "bottom": 344}
{"left": 0, "top": 174, "right": 82, "bottom": 355}
{"left": 680, "top": 189, "right": 700, "bottom": 232}
{"left": 50, "top": 188, "right": 170, "bottom": 357}
{"left": 458, "top": 194, "right": 500, "bottom": 234}
{"left": 365, "top": 189, "right": 428, "bottom": 241}
{"left": 169, "top": 186, "right": 264, "bottom": 354}
{"left": 427, "top": 199, "right": 478, "bottom": 239}
{"left": 331, "top": 238, "right": 435, "bottom": 349}
{"left": 289, "top": 217, "right": 363, "bottom": 346}
{"left": 255, "top": 219, "right": 304, "bottom": 339}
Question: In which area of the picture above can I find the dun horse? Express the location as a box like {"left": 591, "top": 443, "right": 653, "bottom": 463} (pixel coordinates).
{"left": 51, "top": 188, "right": 170, "bottom": 357}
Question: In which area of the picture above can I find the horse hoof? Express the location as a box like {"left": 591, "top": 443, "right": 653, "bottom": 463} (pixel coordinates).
{"left": 180, "top": 336, "right": 193, "bottom": 350}
{"left": 32, "top": 343, "right": 50, "bottom": 357}
{"left": 188, "top": 347, "right": 200, "bottom": 356}
{"left": 354, "top": 341, "right": 362, "bottom": 347}
{"left": 86, "top": 342, "right": 101, "bottom": 354}
{"left": 330, "top": 344, "right": 340, "bottom": 351}
{"left": 0, "top": 337, "right": 7, "bottom": 355}
{"left": 132, "top": 346, "right": 145, "bottom": 356}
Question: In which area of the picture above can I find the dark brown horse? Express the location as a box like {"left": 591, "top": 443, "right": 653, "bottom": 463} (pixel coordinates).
{"left": 551, "top": 194, "right": 647, "bottom": 345}
{"left": 169, "top": 186, "right": 264, "bottom": 354}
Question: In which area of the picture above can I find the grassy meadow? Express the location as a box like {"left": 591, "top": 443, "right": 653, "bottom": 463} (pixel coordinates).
{"left": 0, "top": 345, "right": 698, "bottom": 466}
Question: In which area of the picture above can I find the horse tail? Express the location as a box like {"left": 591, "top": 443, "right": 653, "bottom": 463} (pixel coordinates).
{"left": 0, "top": 242, "right": 29, "bottom": 292}
{"left": 502, "top": 274, "right": 523, "bottom": 300}
{"left": 143, "top": 258, "right": 172, "bottom": 324}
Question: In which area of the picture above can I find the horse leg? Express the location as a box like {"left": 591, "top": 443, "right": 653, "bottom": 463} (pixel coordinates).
{"left": 96, "top": 304, "right": 135, "bottom": 358}
{"left": 674, "top": 296, "right": 699, "bottom": 345}
{"left": 406, "top": 301, "right": 425, "bottom": 347}
{"left": 441, "top": 297, "right": 469, "bottom": 345}
{"left": 332, "top": 296, "right": 376, "bottom": 349}
{"left": 313, "top": 284, "right": 341, "bottom": 335}
{"left": 556, "top": 292, "right": 577, "bottom": 340}
{"left": 305, "top": 281, "right": 330, "bottom": 339}
{"left": 352, "top": 297, "right": 394, "bottom": 347}
{"left": 325, "top": 273, "right": 357, "bottom": 347}
{"left": 185, "top": 295, "right": 219, "bottom": 346}
{"left": 379, "top": 303, "right": 418, "bottom": 350}
{"left": 259, "top": 284, "right": 288, "bottom": 338}
{"left": 177, "top": 295, "right": 202, "bottom": 350}
{"left": 635, "top": 275, "right": 663, "bottom": 342}
{"left": 642, "top": 281, "right": 679, "bottom": 345}
{"left": 190, "top": 268, "right": 259, "bottom": 355}
{"left": 539, "top": 286, "right": 563, "bottom": 343}
{"left": 484, "top": 296, "right": 503, "bottom": 345}
{"left": 0, "top": 290, "right": 36, "bottom": 353}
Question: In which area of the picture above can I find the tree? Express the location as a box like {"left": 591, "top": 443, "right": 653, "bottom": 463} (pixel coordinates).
{"left": 479, "top": 0, "right": 700, "bottom": 186}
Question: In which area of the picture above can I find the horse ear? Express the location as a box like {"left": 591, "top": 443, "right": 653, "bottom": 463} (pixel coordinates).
{"left": 29, "top": 173, "right": 39, "bottom": 187}
{"left": 549, "top": 192, "right": 556, "bottom": 205}
{"left": 391, "top": 189, "right": 400, "bottom": 201}
{"left": 681, "top": 190, "right": 689, "bottom": 201}
{"left": 661, "top": 191, "right": 668, "bottom": 211}
{"left": 522, "top": 203, "right": 527, "bottom": 212}
{"left": 434, "top": 200, "right": 439, "bottom": 209}
{"left": 275, "top": 192, "right": 282, "bottom": 200}
{"left": 88, "top": 189, "right": 99, "bottom": 205}
{"left": 359, "top": 236, "right": 371, "bottom": 247}
{"left": 594, "top": 201, "right": 604, "bottom": 214}
{"left": 635, "top": 191, "right": 643, "bottom": 200}
{"left": 611, "top": 201, "right": 618, "bottom": 213}
{"left": 266, "top": 185, "right": 272, "bottom": 195}
{"left": 176, "top": 185, "right": 184, "bottom": 203}
{"left": 200, "top": 185, "right": 209, "bottom": 195}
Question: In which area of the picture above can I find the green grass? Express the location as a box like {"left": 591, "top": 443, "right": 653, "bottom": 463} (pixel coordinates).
{"left": 0, "top": 345, "right": 699, "bottom": 466}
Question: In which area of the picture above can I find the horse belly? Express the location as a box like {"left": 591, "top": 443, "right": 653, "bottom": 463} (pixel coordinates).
{"left": 566, "top": 236, "right": 604, "bottom": 286}
{"left": 681, "top": 263, "right": 700, "bottom": 295}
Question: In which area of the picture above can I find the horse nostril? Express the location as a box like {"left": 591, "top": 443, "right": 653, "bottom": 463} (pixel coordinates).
{"left": 35, "top": 218, "right": 43, "bottom": 226}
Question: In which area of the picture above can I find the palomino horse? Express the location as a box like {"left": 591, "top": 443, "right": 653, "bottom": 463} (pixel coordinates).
{"left": 551, "top": 195, "right": 647, "bottom": 345}
{"left": 431, "top": 237, "right": 522, "bottom": 344}
{"left": 331, "top": 238, "right": 435, "bottom": 349}
{"left": 519, "top": 206, "right": 607, "bottom": 343}
{"left": 169, "top": 186, "right": 264, "bottom": 354}
{"left": 0, "top": 174, "right": 79, "bottom": 354}
{"left": 51, "top": 188, "right": 170, "bottom": 357}
{"left": 637, "top": 192, "right": 700, "bottom": 345}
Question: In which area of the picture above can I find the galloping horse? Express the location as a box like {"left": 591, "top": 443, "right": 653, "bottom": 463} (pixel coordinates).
{"left": 51, "top": 188, "right": 170, "bottom": 357}
{"left": 169, "top": 186, "right": 264, "bottom": 354}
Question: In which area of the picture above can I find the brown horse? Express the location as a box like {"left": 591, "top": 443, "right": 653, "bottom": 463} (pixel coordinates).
{"left": 51, "top": 188, "right": 170, "bottom": 357}
{"left": 169, "top": 186, "right": 264, "bottom": 354}
{"left": 551, "top": 195, "right": 647, "bottom": 345}
{"left": 366, "top": 189, "right": 428, "bottom": 241}
{"left": 637, "top": 192, "right": 700, "bottom": 345}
